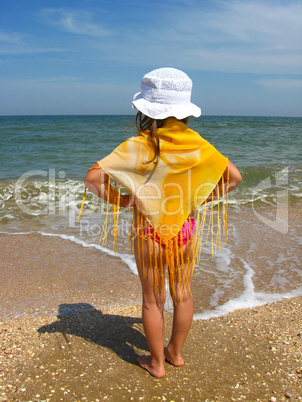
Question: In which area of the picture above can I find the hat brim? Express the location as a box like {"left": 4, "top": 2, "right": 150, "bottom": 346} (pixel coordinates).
{"left": 132, "top": 92, "right": 201, "bottom": 120}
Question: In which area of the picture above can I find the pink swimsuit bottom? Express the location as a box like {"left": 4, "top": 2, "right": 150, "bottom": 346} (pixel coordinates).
{"left": 142, "top": 217, "right": 196, "bottom": 247}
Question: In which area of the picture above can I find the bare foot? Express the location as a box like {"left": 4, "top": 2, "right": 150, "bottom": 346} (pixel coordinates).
{"left": 137, "top": 355, "right": 165, "bottom": 378}
{"left": 164, "top": 347, "right": 184, "bottom": 367}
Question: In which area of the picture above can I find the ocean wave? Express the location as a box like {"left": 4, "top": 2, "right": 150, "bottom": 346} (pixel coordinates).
{"left": 194, "top": 287, "right": 302, "bottom": 320}
{"left": 193, "top": 254, "right": 302, "bottom": 320}
{"left": 1, "top": 163, "right": 301, "bottom": 223}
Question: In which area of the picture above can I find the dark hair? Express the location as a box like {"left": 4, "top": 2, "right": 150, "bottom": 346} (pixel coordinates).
{"left": 135, "top": 111, "right": 189, "bottom": 165}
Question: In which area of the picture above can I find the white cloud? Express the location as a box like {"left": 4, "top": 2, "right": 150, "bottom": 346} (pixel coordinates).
{"left": 192, "top": 0, "right": 301, "bottom": 51}
{"left": 145, "top": 0, "right": 302, "bottom": 74}
{"left": 77, "top": 0, "right": 301, "bottom": 75}
{"left": 0, "top": 30, "right": 65, "bottom": 55}
{"left": 40, "top": 8, "right": 113, "bottom": 37}
{"left": 0, "top": 31, "right": 26, "bottom": 43}
{"left": 1, "top": 1, "right": 302, "bottom": 75}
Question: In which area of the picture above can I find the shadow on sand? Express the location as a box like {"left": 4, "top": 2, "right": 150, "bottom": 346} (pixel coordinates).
{"left": 38, "top": 303, "right": 148, "bottom": 365}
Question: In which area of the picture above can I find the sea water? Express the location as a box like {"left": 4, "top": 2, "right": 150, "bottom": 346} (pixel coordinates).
{"left": 1, "top": 115, "right": 301, "bottom": 318}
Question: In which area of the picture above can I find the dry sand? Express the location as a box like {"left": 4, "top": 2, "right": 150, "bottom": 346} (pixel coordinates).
{"left": 0, "top": 233, "right": 301, "bottom": 401}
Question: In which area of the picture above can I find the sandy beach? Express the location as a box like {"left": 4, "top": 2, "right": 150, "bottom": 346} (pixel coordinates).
{"left": 0, "top": 233, "right": 301, "bottom": 401}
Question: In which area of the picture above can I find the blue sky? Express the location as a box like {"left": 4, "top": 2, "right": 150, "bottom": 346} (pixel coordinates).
{"left": 0, "top": 0, "right": 301, "bottom": 116}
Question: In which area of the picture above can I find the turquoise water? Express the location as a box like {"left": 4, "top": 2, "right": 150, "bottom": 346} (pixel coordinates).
{"left": 1, "top": 115, "right": 301, "bottom": 180}
{"left": 1, "top": 115, "right": 301, "bottom": 318}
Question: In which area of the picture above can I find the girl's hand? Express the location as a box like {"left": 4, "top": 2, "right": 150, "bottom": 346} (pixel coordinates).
{"left": 227, "top": 160, "right": 242, "bottom": 191}
{"left": 85, "top": 165, "right": 136, "bottom": 208}
{"left": 206, "top": 160, "right": 242, "bottom": 202}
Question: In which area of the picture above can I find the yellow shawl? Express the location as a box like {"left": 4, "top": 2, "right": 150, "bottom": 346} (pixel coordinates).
{"left": 97, "top": 118, "right": 227, "bottom": 241}
{"left": 79, "top": 118, "right": 229, "bottom": 302}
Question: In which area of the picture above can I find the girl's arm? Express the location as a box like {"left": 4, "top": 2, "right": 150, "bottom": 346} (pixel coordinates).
{"left": 84, "top": 164, "right": 133, "bottom": 208}
{"left": 207, "top": 160, "right": 242, "bottom": 201}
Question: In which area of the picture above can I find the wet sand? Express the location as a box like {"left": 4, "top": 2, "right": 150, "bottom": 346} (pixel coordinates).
{"left": 0, "top": 233, "right": 301, "bottom": 400}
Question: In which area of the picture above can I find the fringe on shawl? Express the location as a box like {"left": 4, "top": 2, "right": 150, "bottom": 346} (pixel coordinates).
{"left": 77, "top": 166, "right": 121, "bottom": 252}
{"left": 77, "top": 166, "right": 229, "bottom": 305}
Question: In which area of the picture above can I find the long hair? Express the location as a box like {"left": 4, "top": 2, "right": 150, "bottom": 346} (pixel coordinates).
{"left": 135, "top": 111, "right": 189, "bottom": 165}
{"left": 135, "top": 111, "right": 165, "bottom": 165}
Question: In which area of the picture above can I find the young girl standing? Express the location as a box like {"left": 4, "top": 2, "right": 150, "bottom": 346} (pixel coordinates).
{"left": 83, "top": 68, "right": 242, "bottom": 377}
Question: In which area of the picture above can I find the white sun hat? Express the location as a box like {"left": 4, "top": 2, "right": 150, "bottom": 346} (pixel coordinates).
{"left": 132, "top": 67, "right": 201, "bottom": 120}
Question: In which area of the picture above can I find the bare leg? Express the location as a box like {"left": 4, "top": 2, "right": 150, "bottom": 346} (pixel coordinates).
{"left": 165, "top": 239, "right": 194, "bottom": 366}
{"left": 165, "top": 294, "right": 193, "bottom": 366}
{"left": 134, "top": 235, "right": 166, "bottom": 378}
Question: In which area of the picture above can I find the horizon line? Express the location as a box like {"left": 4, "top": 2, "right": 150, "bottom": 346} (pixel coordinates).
{"left": 1, "top": 113, "right": 301, "bottom": 119}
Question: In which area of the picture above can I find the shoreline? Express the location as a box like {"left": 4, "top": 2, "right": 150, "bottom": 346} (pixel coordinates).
{"left": 1, "top": 233, "right": 302, "bottom": 400}
{"left": 2, "top": 212, "right": 302, "bottom": 320}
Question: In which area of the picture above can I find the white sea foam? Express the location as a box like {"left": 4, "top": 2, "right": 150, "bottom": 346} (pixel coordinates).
{"left": 193, "top": 255, "right": 302, "bottom": 320}
{"left": 194, "top": 257, "right": 255, "bottom": 319}
{"left": 38, "top": 231, "right": 139, "bottom": 276}
{"left": 193, "top": 289, "right": 302, "bottom": 321}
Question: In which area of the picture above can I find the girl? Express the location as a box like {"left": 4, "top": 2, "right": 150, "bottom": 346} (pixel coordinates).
{"left": 83, "top": 67, "right": 242, "bottom": 377}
